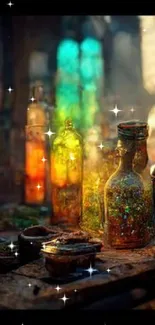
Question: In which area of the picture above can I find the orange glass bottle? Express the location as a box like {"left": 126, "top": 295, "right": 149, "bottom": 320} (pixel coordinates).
{"left": 25, "top": 85, "right": 47, "bottom": 204}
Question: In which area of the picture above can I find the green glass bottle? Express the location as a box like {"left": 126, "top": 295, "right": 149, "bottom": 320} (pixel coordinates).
{"left": 51, "top": 119, "right": 83, "bottom": 227}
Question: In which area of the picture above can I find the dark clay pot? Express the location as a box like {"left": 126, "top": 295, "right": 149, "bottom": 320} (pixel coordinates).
{"left": 42, "top": 242, "right": 101, "bottom": 277}
{"left": 18, "top": 225, "right": 61, "bottom": 263}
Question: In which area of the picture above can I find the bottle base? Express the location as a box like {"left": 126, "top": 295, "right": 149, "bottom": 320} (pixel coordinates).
{"left": 103, "top": 239, "right": 150, "bottom": 250}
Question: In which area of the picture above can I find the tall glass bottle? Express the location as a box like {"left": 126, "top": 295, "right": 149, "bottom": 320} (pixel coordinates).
{"left": 25, "top": 85, "right": 47, "bottom": 204}
{"left": 104, "top": 121, "right": 153, "bottom": 249}
{"left": 51, "top": 119, "right": 83, "bottom": 227}
{"left": 82, "top": 127, "right": 103, "bottom": 234}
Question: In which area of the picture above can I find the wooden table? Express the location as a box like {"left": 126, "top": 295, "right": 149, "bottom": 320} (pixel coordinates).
{"left": 1, "top": 240, "right": 155, "bottom": 309}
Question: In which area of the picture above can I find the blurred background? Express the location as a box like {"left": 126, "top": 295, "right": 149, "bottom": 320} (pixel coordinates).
{"left": 0, "top": 15, "right": 155, "bottom": 205}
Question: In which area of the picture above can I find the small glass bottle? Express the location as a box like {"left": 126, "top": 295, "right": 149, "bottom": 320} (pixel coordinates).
{"left": 51, "top": 119, "right": 83, "bottom": 227}
{"left": 25, "top": 85, "right": 47, "bottom": 204}
{"left": 104, "top": 121, "right": 152, "bottom": 249}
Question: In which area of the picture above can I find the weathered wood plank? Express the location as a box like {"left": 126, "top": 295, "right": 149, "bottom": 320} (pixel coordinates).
{"left": 2, "top": 240, "right": 155, "bottom": 309}
{"left": 10, "top": 256, "right": 155, "bottom": 309}
{"left": 83, "top": 288, "right": 147, "bottom": 310}
{"left": 32, "top": 260, "right": 155, "bottom": 309}
{"left": 0, "top": 273, "right": 51, "bottom": 309}
{"left": 13, "top": 258, "right": 49, "bottom": 279}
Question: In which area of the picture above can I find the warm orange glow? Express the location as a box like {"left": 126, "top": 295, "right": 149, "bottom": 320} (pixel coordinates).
{"left": 25, "top": 178, "right": 45, "bottom": 204}
{"left": 26, "top": 142, "right": 45, "bottom": 178}
{"left": 25, "top": 141, "right": 46, "bottom": 204}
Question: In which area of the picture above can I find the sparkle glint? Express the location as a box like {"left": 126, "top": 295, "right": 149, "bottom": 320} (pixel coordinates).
{"left": 36, "top": 184, "right": 41, "bottom": 190}
{"left": 45, "top": 129, "right": 55, "bottom": 137}
{"left": 7, "top": 1, "right": 13, "bottom": 7}
{"left": 8, "top": 242, "right": 15, "bottom": 251}
{"left": 85, "top": 264, "right": 98, "bottom": 277}
{"left": 30, "top": 97, "right": 35, "bottom": 102}
{"left": 98, "top": 143, "right": 104, "bottom": 150}
{"left": 60, "top": 294, "right": 69, "bottom": 304}
{"left": 110, "top": 105, "right": 122, "bottom": 117}
{"left": 8, "top": 87, "right": 13, "bottom": 93}
{"left": 55, "top": 285, "right": 62, "bottom": 292}
{"left": 130, "top": 107, "right": 135, "bottom": 114}
{"left": 41, "top": 157, "right": 46, "bottom": 163}
{"left": 70, "top": 153, "right": 76, "bottom": 161}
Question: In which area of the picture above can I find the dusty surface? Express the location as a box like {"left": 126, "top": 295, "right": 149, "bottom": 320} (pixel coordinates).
{"left": 1, "top": 232, "right": 155, "bottom": 309}
{"left": 0, "top": 252, "right": 155, "bottom": 309}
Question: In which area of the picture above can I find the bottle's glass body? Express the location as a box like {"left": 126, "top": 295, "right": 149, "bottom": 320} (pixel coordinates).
{"left": 104, "top": 122, "right": 153, "bottom": 249}
{"left": 51, "top": 120, "right": 83, "bottom": 227}
{"left": 133, "top": 138, "right": 148, "bottom": 173}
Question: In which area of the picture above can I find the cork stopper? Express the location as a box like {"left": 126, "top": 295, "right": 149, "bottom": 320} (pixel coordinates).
{"left": 118, "top": 121, "right": 148, "bottom": 140}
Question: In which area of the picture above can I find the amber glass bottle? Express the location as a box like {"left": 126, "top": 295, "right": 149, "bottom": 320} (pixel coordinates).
{"left": 25, "top": 86, "right": 47, "bottom": 204}
{"left": 51, "top": 119, "right": 83, "bottom": 227}
{"left": 104, "top": 121, "right": 152, "bottom": 249}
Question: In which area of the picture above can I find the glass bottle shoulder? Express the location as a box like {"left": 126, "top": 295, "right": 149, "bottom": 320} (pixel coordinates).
{"left": 105, "top": 168, "right": 144, "bottom": 191}
{"left": 53, "top": 128, "right": 82, "bottom": 150}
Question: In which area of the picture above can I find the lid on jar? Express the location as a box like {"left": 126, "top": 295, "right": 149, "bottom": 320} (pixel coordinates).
{"left": 118, "top": 120, "right": 148, "bottom": 140}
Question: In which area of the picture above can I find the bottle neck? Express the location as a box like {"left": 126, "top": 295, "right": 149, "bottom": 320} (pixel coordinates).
{"left": 32, "top": 86, "right": 44, "bottom": 102}
{"left": 117, "top": 139, "right": 136, "bottom": 172}
{"left": 119, "top": 153, "right": 134, "bottom": 172}
{"left": 65, "top": 120, "right": 73, "bottom": 130}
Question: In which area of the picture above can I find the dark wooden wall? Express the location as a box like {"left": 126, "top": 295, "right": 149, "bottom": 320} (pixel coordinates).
{"left": 0, "top": 16, "right": 61, "bottom": 203}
